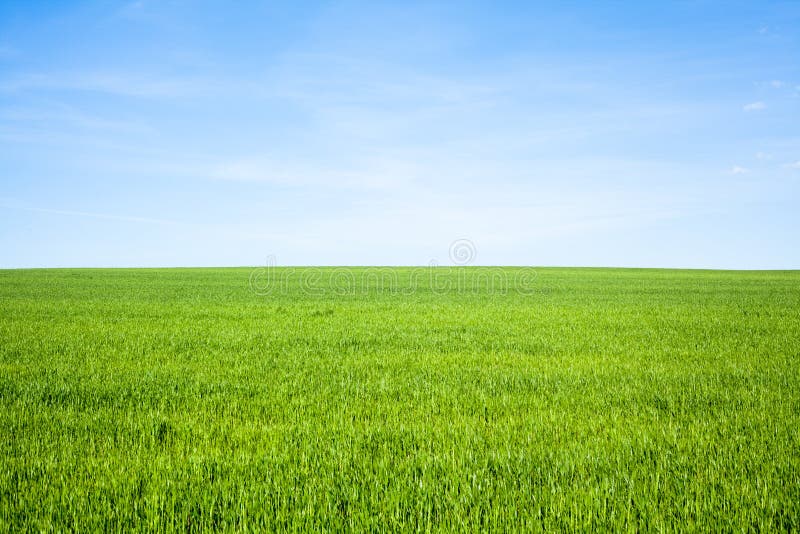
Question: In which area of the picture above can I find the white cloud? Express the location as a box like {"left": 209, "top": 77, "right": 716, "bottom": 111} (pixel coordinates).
{"left": 743, "top": 101, "right": 766, "bottom": 112}
{"left": 783, "top": 161, "right": 800, "bottom": 170}
{"left": 770, "top": 80, "right": 785, "bottom": 88}
{"left": 755, "top": 152, "right": 772, "bottom": 160}
{"left": 730, "top": 166, "right": 749, "bottom": 175}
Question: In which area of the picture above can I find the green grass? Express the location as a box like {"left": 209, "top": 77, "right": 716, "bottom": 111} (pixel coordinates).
{"left": 1, "top": 267, "right": 799, "bottom": 531}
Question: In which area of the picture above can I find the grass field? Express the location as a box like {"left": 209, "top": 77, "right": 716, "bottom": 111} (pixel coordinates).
{"left": 1, "top": 267, "right": 799, "bottom": 531}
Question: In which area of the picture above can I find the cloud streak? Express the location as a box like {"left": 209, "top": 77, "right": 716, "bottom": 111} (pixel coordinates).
{"left": 0, "top": 203, "right": 180, "bottom": 225}
{"left": 743, "top": 101, "right": 766, "bottom": 111}
{"left": 0, "top": 72, "right": 245, "bottom": 99}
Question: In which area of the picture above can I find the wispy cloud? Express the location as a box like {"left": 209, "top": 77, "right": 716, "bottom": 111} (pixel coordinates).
{"left": 0, "top": 202, "right": 180, "bottom": 225}
{"left": 730, "top": 166, "right": 749, "bottom": 174}
{"left": 743, "top": 101, "right": 766, "bottom": 111}
{"left": 0, "top": 72, "right": 225, "bottom": 99}
{"left": 0, "top": 104, "right": 152, "bottom": 133}
{"left": 755, "top": 152, "right": 772, "bottom": 160}
{"left": 209, "top": 157, "right": 417, "bottom": 191}
{"left": 783, "top": 161, "right": 800, "bottom": 170}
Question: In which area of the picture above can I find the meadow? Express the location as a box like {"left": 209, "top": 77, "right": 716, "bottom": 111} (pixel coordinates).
{"left": 1, "top": 267, "right": 799, "bottom": 531}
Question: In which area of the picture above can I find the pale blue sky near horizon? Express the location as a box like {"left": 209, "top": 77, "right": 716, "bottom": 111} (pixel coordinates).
{"left": 1, "top": 1, "right": 798, "bottom": 269}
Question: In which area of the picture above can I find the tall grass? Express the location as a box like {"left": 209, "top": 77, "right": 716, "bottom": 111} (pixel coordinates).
{"left": 1, "top": 267, "right": 798, "bottom": 530}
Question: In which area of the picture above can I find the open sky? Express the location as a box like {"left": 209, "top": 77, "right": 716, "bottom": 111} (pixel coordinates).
{"left": 1, "top": 1, "right": 798, "bottom": 268}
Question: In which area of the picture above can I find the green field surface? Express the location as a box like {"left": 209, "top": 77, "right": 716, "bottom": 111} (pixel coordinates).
{"left": 1, "top": 267, "right": 799, "bottom": 531}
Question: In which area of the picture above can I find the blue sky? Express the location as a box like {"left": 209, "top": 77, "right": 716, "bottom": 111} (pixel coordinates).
{"left": 1, "top": 1, "right": 798, "bottom": 268}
